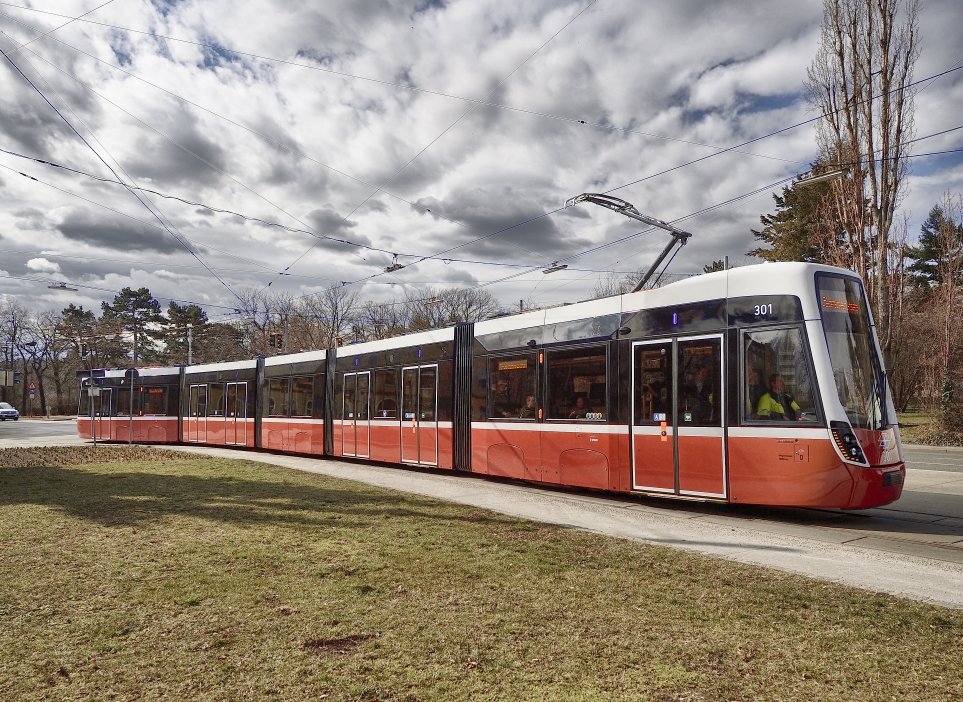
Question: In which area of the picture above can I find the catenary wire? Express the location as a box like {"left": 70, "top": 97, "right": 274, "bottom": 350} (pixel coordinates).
{"left": 0, "top": 41, "right": 243, "bottom": 302}
{"left": 2, "top": 26, "right": 551, "bottom": 269}
{"left": 6, "top": 10, "right": 962, "bottom": 299}
{"left": 5, "top": 0, "right": 115, "bottom": 54}
{"left": 254, "top": 0, "right": 603, "bottom": 293}
{"left": 0, "top": 151, "right": 641, "bottom": 277}
{"left": 15, "top": 6, "right": 962, "bottom": 285}
{"left": 0, "top": 26, "right": 244, "bottom": 307}
{"left": 0, "top": 2, "right": 808, "bottom": 166}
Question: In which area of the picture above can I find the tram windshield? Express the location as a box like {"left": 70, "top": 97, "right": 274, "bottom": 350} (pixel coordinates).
{"left": 817, "top": 275, "right": 887, "bottom": 430}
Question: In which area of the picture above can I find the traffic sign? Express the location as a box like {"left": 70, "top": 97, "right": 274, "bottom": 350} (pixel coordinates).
{"left": 28, "top": 381, "right": 36, "bottom": 391}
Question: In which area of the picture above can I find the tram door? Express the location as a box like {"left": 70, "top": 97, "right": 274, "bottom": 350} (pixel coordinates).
{"left": 187, "top": 384, "right": 207, "bottom": 443}
{"left": 342, "top": 372, "right": 370, "bottom": 458}
{"left": 401, "top": 365, "right": 437, "bottom": 465}
{"left": 93, "top": 388, "right": 112, "bottom": 441}
{"left": 632, "top": 336, "right": 726, "bottom": 497}
{"left": 225, "top": 382, "right": 247, "bottom": 445}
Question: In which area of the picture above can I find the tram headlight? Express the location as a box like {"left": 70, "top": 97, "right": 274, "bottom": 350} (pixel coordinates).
{"left": 830, "top": 421, "right": 867, "bottom": 464}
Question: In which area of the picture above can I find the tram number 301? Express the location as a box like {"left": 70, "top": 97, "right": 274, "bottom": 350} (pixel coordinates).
{"left": 754, "top": 303, "right": 773, "bottom": 316}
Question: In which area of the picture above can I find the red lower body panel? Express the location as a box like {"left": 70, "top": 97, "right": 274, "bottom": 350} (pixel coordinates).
{"left": 263, "top": 419, "right": 323, "bottom": 454}
{"left": 77, "top": 417, "right": 179, "bottom": 443}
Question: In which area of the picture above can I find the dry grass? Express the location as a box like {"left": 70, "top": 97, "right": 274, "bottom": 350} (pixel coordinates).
{"left": 1, "top": 448, "right": 963, "bottom": 701}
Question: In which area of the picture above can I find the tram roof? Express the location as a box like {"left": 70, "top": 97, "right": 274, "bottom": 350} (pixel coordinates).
{"left": 263, "top": 349, "right": 326, "bottom": 366}
{"left": 473, "top": 261, "right": 859, "bottom": 337}
{"left": 334, "top": 327, "right": 455, "bottom": 359}
{"left": 97, "top": 365, "right": 181, "bottom": 379}
{"left": 186, "top": 359, "right": 257, "bottom": 374}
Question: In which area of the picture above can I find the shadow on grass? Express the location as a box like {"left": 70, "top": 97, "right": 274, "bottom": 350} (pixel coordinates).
{"left": 0, "top": 463, "right": 513, "bottom": 531}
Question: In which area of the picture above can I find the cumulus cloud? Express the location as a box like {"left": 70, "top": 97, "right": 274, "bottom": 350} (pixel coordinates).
{"left": 26, "top": 257, "right": 61, "bottom": 274}
{"left": 0, "top": 0, "right": 958, "bottom": 314}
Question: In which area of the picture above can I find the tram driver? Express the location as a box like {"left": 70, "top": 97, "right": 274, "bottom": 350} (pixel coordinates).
{"left": 756, "top": 374, "right": 800, "bottom": 421}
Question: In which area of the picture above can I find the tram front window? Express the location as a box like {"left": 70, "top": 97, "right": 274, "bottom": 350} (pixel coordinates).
{"left": 744, "top": 326, "right": 818, "bottom": 423}
{"left": 817, "top": 275, "right": 886, "bottom": 430}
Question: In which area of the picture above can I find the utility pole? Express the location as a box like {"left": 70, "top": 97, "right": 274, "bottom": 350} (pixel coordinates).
{"left": 283, "top": 318, "right": 289, "bottom": 354}
{"left": 186, "top": 323, "right": 193, "bottom": 365}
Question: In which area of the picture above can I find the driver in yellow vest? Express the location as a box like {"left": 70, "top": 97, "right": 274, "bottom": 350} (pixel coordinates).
{"left": 756, "top": 374, "right": 800, "bottom": 420}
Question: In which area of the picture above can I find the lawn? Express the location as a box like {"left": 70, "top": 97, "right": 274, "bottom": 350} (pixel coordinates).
{"left": 1, "top": 446, "right": 962, "bottom": 701}
{"left": 897, "top": 410, "right": 936, "bottom": 444}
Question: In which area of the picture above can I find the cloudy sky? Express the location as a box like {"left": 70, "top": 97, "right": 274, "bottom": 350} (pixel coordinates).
{"left": 0, "top": 0, "right": 961, "bottom": 319}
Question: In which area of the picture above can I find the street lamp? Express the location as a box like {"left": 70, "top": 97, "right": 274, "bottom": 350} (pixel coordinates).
{"left": 47, "top": 282, "right": 79, "bottom": 292}
{"left": 794, "top": 167, "right": 850, "bottom": 188}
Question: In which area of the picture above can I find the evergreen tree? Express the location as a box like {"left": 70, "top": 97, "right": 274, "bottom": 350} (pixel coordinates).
{"left": 905, "top": 205, "right": 963, "bottom": 289}
{"left": 748, "top": 178, "right": 837, "bottom": 263}
{"left": 100, "top": 288, "right": 165, "bottom": 365}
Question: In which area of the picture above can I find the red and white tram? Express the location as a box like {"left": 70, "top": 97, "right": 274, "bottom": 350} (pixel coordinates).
{"left": 78, "top": 262, "right": 905, "bottom": 509}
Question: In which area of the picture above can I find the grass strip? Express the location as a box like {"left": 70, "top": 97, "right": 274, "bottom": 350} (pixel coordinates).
{"left": 1, "top": 449, "right": 962, "bottom": 701}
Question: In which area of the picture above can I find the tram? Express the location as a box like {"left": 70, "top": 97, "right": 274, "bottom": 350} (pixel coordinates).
{"left": 77, "top": 262, "right": 905, "bottom": 509}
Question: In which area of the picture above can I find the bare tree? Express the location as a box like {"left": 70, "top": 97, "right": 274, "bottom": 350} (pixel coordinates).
{"left": 805, "top": 0, "right": 920, "bottom": 360}
{"left": 299, "top": 285, "right": 361, "bottom": 348}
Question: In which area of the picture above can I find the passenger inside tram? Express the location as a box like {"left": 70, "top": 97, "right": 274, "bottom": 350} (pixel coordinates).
{"left": 568, "top": 395, "right": 590, "bottom": 419}
{"left": 518, "top": 395, "right": 537, "bottom": 419}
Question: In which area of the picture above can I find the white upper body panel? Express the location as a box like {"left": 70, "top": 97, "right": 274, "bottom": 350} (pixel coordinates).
{"left": 186, "top": 359, "right": 257, "bottom": 374}
{"left": 264, "top": 349, "right": 326, "bottom": 367}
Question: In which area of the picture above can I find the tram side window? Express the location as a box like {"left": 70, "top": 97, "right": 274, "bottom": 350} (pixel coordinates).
{"left": 291, "top": 376, "right": 313, "bottom": 417}
{"left": 268, "top": 378, "right": 290, "bottom": 417}
{"left": 373, "top": 369, "right": 398, "bottom": 418}
{"left": 472, "top": 356, "right": 488, "bottom": 421}
{"left": 743, "top": 326, "right": 818, "bottom": 423}
{"left": 547, "top": 346, "right": 607, "bottom": 420}
{"left": 141, "top": 387, "right": 168, "bottom": 416}
{"left": 208, "top": 383, "right": 225, "bottom": 417}
{"left": 116, "top": 385, "right": 134, "bottom": 416}
{"left": 488, "top": 354, "right": 537, "bottom": 420}
{"left": 312, "top": 373, "right": 325, "bottom": 419}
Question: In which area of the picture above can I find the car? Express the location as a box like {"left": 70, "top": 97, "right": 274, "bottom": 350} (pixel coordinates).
{"left": 0, "top": 402, "right": 20, "bottom": 420}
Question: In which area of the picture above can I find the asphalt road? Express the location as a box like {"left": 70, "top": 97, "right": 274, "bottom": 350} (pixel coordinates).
{"left": 0, "top": 417, "right": 84, "bottom": 445}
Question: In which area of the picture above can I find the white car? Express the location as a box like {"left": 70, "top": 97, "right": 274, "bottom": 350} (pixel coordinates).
{"left": 0, "top": 402, "right": 19, "bottom": 420}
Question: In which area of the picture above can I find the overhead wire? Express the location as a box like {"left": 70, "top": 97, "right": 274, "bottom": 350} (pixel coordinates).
{"left": 0, "top": 1, "right": 808, "bottom": 166}
{"left": 305, "top": 60, "right": 963, "bottom": 293}
{"left": 0, "top": 37, "right": 243, "bottom": 302}
{"left": 0, "top": 147, "right": 643, "bottom": 278}
{"left": 4, "top": 0, "right": 115, "bottom": 54}
{"left": 0, "top": 24, "right": 245, "bottom": 306}
{"left": 0, "top": 18, "right": 551, "bottom": 270}
{"left": 5, "top": 8, "right": 962, "bottom": 302}
{"left": 15, "top": 3, "right": 959, "bottom": 289}
{"left": 0, "top": 271, "right": 241, "bottom": 313}
{"left": 255, "top": 0, "right": 604, "bottom": 293}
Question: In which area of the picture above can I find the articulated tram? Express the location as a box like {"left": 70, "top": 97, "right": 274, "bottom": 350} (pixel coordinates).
{"left": 77, "top": 262, "right": 905, "bottom": 509}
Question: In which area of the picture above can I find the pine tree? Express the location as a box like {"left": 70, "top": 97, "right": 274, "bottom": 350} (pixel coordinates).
{"left": 100, "top": 288, "right": 165, "bottom": 365}
{"left": 748, "top": 179, "right": 836, "bottom": 263}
